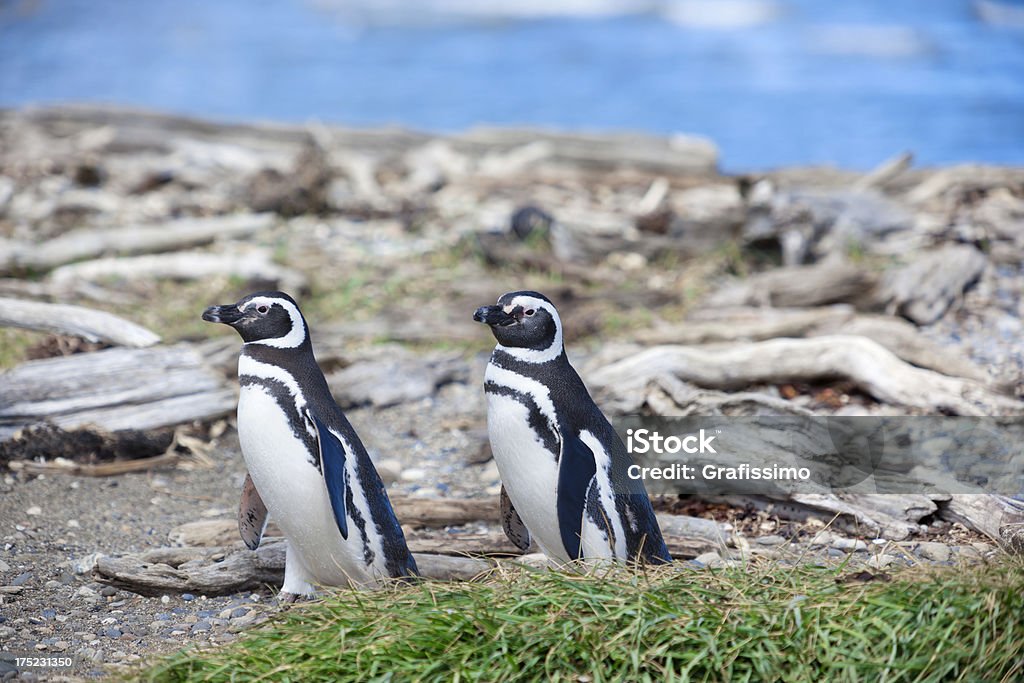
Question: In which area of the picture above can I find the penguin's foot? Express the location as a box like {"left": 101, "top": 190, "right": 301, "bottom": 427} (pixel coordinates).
{"left": 278, "top": 590, "right": 316, "bottom": 604}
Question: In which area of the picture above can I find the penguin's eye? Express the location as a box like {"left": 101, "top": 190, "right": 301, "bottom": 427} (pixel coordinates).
{"left": 256, "top": 305, "right": 270, "bottom": 315}
{"left": 524, "top": 309, "right": 536, "bottom": 317}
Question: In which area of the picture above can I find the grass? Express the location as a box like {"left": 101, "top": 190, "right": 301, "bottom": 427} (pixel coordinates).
{"left": 142, "top": 560, "right": 1024, "bottom": 683}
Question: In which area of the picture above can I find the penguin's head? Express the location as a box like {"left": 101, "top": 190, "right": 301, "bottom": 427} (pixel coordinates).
{"left": 202, "top": 291, "right": 309, "bottom": 348}
{"left": 474, "top": 291, "right": 563, "bottom": 362}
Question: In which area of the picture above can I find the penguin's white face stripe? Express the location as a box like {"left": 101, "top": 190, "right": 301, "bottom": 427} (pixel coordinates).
{"left": 496, "top": 295, "right": 563, "bottom": 364}
{"left": 242, "top": 296, "right": 308, "bottom": 349}
{"left": 484, "top": 362, "right": 559, "bottom": 430}
{"left": 579, "top": 429, "right": 628, "bottom": 558}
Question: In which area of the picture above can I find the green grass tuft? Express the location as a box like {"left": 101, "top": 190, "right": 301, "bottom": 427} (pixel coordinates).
{"left": 142, "top": 560, "right": 1024, "bottom": 683}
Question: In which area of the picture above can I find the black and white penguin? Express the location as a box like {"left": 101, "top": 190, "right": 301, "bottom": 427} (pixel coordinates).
{"left": 473, "top": 291, "right": 672, "bottom": 565}
{"left": 203, "top": 291, "right": 417, "bottom": 597}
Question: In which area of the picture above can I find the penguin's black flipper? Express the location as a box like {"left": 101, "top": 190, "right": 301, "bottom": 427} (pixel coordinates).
{"left": 309, "top": 412, "right": 349, "bottom": 540}
{"left": 500, "top": 485, "right": 532, "bottom": 552}
{"left": 557, "top": 433, "right": 597, "bottom": 561}
{"left": 238, "top": 472, "right": 269, "bottom": 551}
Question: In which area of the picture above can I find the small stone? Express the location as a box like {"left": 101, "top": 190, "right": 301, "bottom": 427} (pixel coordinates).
{"left": 693, "top": 551, "right": 722, "bottom": 567}
{"left": 400, "top": 468, "right": 427, "bottom": 483}
{"left": 26, "top": 506, "right": 42, "bottom": 516}
{"left": 182, "top": 593, "right": 195, "bottom": 601}
{"left": 230, "top": 607, "right": 250, "bottom": 619}
{"left": 45, "top": 580, "right": 62, "bottom": 589}
{"left": 917, "top": 542, "right": 951, "bottom": 562}
{"left": 192, "top": 621, "right": 212, "bottom": 633}
{"left": 160, "top": 595, "right": 170, "bottom": 604}
{"left": 832, "top": 538, "right": 868, "bottom": 552}
{"left": 0, "top": 559, "right": 10, "bottom": 572}
{"left": 755, "top": 535, "right": 786, "bottom": 546}
{"left": 12, "top": 571, "right": 32, "bottom": 586}
{"left": 41, "top": 609, "right": 56, "bottom": 619}
{"left": 808, "top": 531, "right": 833, "bottom": 547}
{"left": 66, "top": 520, "right": 80, "bottom": 528}
{"left": 99, "top": 586, "right": 117, "bottom": 597}
{"left": 101, "top": 617, "right": 117, "bottom": 626}
{"left": 867, "top": 554, "right": 895, "bottom": 569}
{"left": 103, "top": 628, "right": 122, "bottom": 639}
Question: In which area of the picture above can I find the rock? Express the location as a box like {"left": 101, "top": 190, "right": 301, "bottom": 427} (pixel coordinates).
{"left": 832, "top": 538, "right": 868, "bottom": 552}
{"left": 11, "top": 572, "right": 32, "bottom": 586}
{"left": 99, "top": 585, "right": 117, "bottom": 597}
{"left": 191, "top": 621, "right": 211, "bottom": 633}
{"left": 916, "top": 542, "right": 951, "bottom": 562}
{"left": 182, "top": 593, "right": 195, "bottom": 601}
{"left": 867, "top": 554, "right": 895, "bottom": 569}
{"left": 26, "top": 506, "right": 41, "bottom": 516}
{"left": 0, "top": 560, "right": 9, "bottom": 572}
{"left": 755, "top": 535, "right": 786, "bottom": 546}
{"left": 807, "top": 530, "right": 834, "bottom": 547}
{"left": 400, "top": 468, "right": 427, "bottom": 483}
{"left": 693, "top": 552, "right": 722, "bottom": 566}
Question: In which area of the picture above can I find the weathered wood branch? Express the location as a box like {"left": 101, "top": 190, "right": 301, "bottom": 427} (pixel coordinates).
{"left": 0, "top": 213, "right": 275, "bottom": 274}
{"left": 49, "top": 249, "right": 307, "bottom": 293}
{"left": 0, "top": 344, "right": 236, "bottom": 441}
{"left": 878, "top": 245, "right": 987, "bottom": 325}
{"left": 940, "top": 494, "right": 1024, "bottom": 551}
{"left": 0, "top": 297, "right": 161, "bottom": 347}
{"left": 639, "top": 307, "right": 990, "bottom": 384}
{"left": 168, "top": 504, "right": 728, "bottom": 558}
{"left": 91, "top": 540, "right": 496, "bottom": 596}
{"left": 590, "top": 336, "right": 1023, "bottom": 416}
{"left": 705, "top": 260, "right": 878, "bottom": 309}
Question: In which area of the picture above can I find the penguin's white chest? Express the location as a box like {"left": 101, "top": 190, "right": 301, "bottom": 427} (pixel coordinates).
{"left": 486, "top": 392, "right": 566, "bottom": 559}
{"left": 237, "top": 385, "right": 371, "bottom": 586}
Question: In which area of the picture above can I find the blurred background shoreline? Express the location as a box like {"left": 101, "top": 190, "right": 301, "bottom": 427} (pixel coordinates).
{"left": 2, "top": 0, "right": 1023, "bottom": 172}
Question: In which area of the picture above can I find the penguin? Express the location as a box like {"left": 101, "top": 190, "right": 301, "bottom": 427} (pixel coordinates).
{"left": 202, "top": 291, "right": 417, "bottom": 598}
{"left": 474, "top": 291, "right": 672, "bottom": 565}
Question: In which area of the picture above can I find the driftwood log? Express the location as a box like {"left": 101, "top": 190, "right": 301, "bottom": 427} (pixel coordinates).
{"left": 878, "top": 245, "right": 987, "bottom": 325}
{"left": 704, "top": 260, "right": 878, "bottom": 309}
{"left": 0, "top": 344, "right": 235, "bottom": 442}
{"left": 590, "top": 336, "right": 1022, "bottom": 416}
{"left": 637, "top": 306, "right": 990, "bottom": 385}
{"left": 48, "top": 249, "right": 308, "bottom": 293}
{"left": 92, "top": 540, "right": 494, "bottom": 596}
{"left": 0, "top": 297, "right": 161, "bottom": 347}
{"left": 0, "top": 213, "right": 275, "bottom": 274}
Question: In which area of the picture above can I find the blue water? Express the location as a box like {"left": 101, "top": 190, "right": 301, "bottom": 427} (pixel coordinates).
{"left": 1, "top": 0, "right": 1023, "bottom": 171}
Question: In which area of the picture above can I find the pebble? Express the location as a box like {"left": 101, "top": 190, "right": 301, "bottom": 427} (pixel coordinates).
{"left": 832, "top": 538, "right": 868, "bottom": 552}
{"left": 103, "top": 628, "right": 122, "bottom": 639}
{"left": 400, "top": 468, "right": 427, "bottom": 482}
{"left": 99, "top": 585, "right": 117, "bottom": 597}
{"left": 26, "top": 506, "right": 41, "bottom": 516}
{"left": 182, "top": 593, "right": 195, "bottom": 601}
{"left": 693, "top": 551, "right": 721, "bottom": 567}
{"left": 755, "top": 535, "right": 786, "bottom": 546}
{"left": 192, "top": 621, "right": 212, "bottom": 633}
{"left": 867, "top": 554, "right": 895, "bottom": 569}
{"left": 0, "top": 559, "right": 10, "bottom": 572}
{"left": 917, "top": 542, "right": 951, "bottom": 562}
{"left": 807, "top": 531, "right": 834, "bottom": 547}
{"left": 11, "top": 572, "right": 32, "bottom": 586}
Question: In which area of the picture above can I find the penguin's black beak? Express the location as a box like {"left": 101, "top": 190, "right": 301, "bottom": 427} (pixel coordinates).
{"left": 474, "top": 305, "right": 517, "bottom": 327}
{"left": 202, "top": 304, "right": 243, "bottom": 325}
